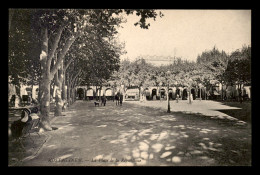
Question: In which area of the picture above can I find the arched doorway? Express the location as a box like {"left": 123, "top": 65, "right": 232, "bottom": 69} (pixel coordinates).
{"left": 77, "top": 88, "right": 84, "bottom": 100}
{"left": 105, "top": 88, "right": 113, "bottom": 100}
{"left": 86, "top": 88, "right": 94, "bottom": 100}
{"left": 144, "top": 88, "right": 150, "bottom": 100}
{"left": 198, "top": 88, "right": 205, "bottom": 100}
{"left": 198, "top": 88, "right": 202, "bottom": 99}
{"left": 191, "top": 88, "right": 196, "bottom": 100}
{"left": 182, "top": 88, "right": 188, "bottom": 100}
{"left": 169, "top": 88, "right": 173, "bottom": 100}
{"left": 152, "top": 89, "right": 157, "bottom": 100}
{"left": 176, "top": 88, "right": 180, "bottom": 99}
{"left": 160, "top": 88, "right": 166, "bottom": 100}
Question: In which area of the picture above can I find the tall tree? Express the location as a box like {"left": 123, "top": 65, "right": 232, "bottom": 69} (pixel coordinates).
{"left": 9, "top": 9, "right": 163, "bottom": 131}
{"left": 223, "top": 46, "right": 251, "bottom": 89}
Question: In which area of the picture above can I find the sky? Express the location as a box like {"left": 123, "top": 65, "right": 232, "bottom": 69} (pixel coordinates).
{"left": 117, "top": 10, "right": 251, "bottom": 64}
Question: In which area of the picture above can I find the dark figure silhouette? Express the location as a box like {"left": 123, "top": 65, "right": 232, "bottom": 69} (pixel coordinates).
{"left": 10, "top": 108, "right": 32, "bottom": 141}
{"left": 10, "top": 107, "right": 41, "bottom": 151}
{"left": 119, "top": 94, "right": 123, "bottom": 106}
{"left": 239, "top": 90, "right": 243, "bottom": 103}
{"left": 101, "top": 95, "right": 107, "bottom": 106}
{"left": 115, "top": 92, "right": 120, "bottom": 106}
{"left": 10, "top": 108, "right": 33, "bottom": 152}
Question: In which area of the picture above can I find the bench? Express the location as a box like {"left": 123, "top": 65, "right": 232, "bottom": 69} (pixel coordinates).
{"left": 22, "top": 116, "right": 41, "bottom": 138}
{"left": 10, "top": 108, "right": 41, "bottom": 150}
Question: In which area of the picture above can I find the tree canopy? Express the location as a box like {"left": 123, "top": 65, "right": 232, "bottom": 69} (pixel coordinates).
{"left": 114, "top": 46, "right": 251, "bottom": 91}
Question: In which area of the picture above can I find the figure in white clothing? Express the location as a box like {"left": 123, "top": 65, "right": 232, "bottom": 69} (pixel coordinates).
{"left": 14, "top": 95, "right": 19, "bottom": 107}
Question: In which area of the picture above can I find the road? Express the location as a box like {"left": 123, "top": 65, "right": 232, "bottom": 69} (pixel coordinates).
{"left": 9, "top": 100, "right": 251, "bottom": 166}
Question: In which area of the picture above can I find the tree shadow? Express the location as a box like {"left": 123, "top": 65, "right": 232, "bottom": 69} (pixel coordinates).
{"left": 216, "top": 108, "right": 251, "bottom": 123}
{"left": 103, "top": 107, "right": 251, "bottom": 166}
{"left": 57, "top": 101, "right": 251, "bottom": 166}
{"left": 17, "top": 101, "right": 250, "bottom": 166}
{"left": 8, "top": 132, "right": 49, "bottom": 166}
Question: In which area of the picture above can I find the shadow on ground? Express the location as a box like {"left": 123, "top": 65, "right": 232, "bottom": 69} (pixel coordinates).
{"left": 64, "top": 101, "right": 251, "bottom": 166}
{"left": 99, "top": 108, "right": 251, "bottom": 166}
{"left": 8, "top": 132, "right": 49, "bottom": 166}
{"left": 9, "top": 101, "right": 251, "bottom": 166}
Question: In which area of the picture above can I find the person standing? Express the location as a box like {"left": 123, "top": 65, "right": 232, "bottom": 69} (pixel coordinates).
{"left": 190, "top": 93, "right": 193, "bottom": 104}
{"left": 102, "top": 94, "right": 107, "bottom": 106}
{"left": 119, "top": 93, "right": 123, "bottom": 106}
{"left": 239, "top": 89, "right": 243, "bottom": 104}
{"left": 115, "top": 92, "right": 120, "bottom": 106}
{"left": 115, "top": 94, "right": 118, "bottom": 105}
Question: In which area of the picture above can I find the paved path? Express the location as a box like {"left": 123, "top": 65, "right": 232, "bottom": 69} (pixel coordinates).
{"left": 12, "top": 100, "right": 251, "bottom": 166}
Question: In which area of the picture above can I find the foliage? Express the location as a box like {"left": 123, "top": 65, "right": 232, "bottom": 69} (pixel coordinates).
{"left": 223, "top": 46, "right": 251, "bottom": 87}
{"left": 9, "top": 9, "right": 163, "bottom": 87}
{"left": 8, "top": 9, "right": 41, "bottom": 86}
{"left": 115, "top": 46, "right": 250, "bottom": 91}
{"left": 115, "top": 58, "right": 156, "bottom": 88}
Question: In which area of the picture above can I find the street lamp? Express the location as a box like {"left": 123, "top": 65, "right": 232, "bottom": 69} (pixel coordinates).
{"left": 166, "top": 71, "right": 171, "bottom": 113}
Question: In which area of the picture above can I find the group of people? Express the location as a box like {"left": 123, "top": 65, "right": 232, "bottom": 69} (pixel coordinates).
{"left": 114, "top": 92, "right": 123, "bottom": 106}
{"left": 95, "top": 92, "right": 123, "bottom": 107}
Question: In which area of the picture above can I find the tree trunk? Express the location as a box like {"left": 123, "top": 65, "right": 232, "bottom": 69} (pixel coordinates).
{"left": 95, "top": 86, "right": 98, "bottom": 101}
{"left": 62, "top": 72, "right": 67, "bottom": 101}
{"left": 188, "top": 88, "right": 192, "bottom": 104}
{"left": 63, "top": 58, "right": 73, "bottom": 102}
{"left": 70, "top": 85, "right": 74, "bottom": 104}
{"left": 72, "top": 87, "right": 76, "bottom": 103}
{"left": 99, "top": 84, "right": 102, "bottom": 102}
{"left": 67, "top": 84, "right": 71, "bottom": 106}
{"left": 122, "top": 85, "right": 126, "bottom": 102}
{"left": 167, "top": 83, "right": 170, "bottom": 113}
{"left": 70, "top": 86, "right": 73, "bottom": 104}
{"left": 39, "top": 78, "right": 52, "bottom": 131}
{"left": 238, "top": 84, "right": 242, "bottom": 103}
{"left": 38, "top": 26, "right": 79, "bottom": 128}
{"left": 71, "top": 77, "right": 77, "bottom": 103}
{"left": 67, "top": 73, "right": 71, "bottom": 106}
{"left": 66, "top": 72, "right": 74, "bottom": 106}
{"left": 54, "top": 72, "right": 63, "bottom": 117}
{"left": 39, "top": 28, "right": 52, "bottom": 131}
{"left": 54, "top": 57, "right": 64, "bottom": 117}
{"left": 139, "top": 86, "right": 141, "bottom": 101}
{"left": 159, "top": 86, "right": 162, "bottom": 102}
{"left": 71, "top": 87, "right": 74, "bottom": 104}
{"left": 71, "top": 77, "right": 77, "bottom": 104}
{"left": 200, "top": 88, "right": 202, "bottom": 101}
